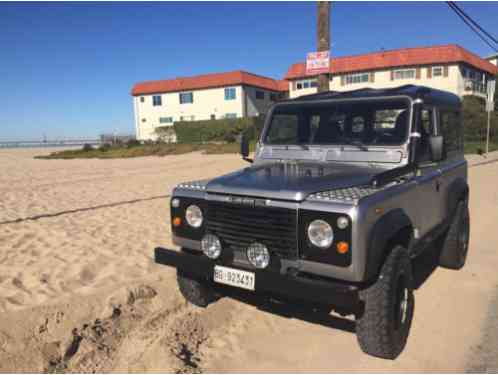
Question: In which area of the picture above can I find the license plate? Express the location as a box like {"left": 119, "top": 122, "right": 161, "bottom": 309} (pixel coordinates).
{"left": 213, "top": 265, "right": 255, "bottom": 291}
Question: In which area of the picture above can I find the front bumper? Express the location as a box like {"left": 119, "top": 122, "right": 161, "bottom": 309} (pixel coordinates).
{"left": 154, "top": 247, "right": 359, "bottom": 308}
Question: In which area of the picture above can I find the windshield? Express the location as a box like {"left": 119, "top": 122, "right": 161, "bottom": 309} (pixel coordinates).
{"left": 264, "top": 98, "right": 410, "bottom": 147}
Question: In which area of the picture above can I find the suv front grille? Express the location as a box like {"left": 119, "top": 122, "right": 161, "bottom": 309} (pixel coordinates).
{"left": 206, "top": 200, "right": 297, "bottom": 259}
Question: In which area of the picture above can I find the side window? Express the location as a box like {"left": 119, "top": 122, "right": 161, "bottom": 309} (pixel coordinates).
{"left": 417, "top": 108, "right": 435, "bottom": 162}
{"left": 439, "top": 110, "right": 462, "bottom": 156}
{"left": 266, "top": 114, "right": 299, "bottom": 144}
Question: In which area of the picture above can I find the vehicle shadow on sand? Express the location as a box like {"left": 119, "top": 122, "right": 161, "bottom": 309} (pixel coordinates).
{"left": 221, "top": 244, "right": 442, "bottom": 334}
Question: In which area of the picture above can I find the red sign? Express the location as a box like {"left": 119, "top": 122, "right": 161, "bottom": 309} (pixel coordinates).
{"left": 306, "top": 51, "right": 330, "bottom": 75}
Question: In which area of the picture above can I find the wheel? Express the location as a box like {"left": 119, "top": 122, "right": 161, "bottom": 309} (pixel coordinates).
{"left": 356, "top": 245, "right": 414, "bottom": 359}
{"left": 439, "top": 200, "right": 470, "bottom": 270}
{"left": 177, "top": 269, "right": 217, "bottom": 308}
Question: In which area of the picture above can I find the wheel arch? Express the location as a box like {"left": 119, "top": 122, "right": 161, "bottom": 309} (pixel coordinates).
{"left": 364, "top": 208, "right": 413, "bottom": 282}
{"left": 446, "top": 177, "right": 469, "bottom": 219}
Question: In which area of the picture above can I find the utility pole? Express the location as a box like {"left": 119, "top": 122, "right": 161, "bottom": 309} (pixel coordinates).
{"left": 317, "top": 1, "right": 330, "bottom": 93}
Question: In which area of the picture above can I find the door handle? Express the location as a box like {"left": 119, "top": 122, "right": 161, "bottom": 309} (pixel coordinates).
{"left": 435, "top": 179, "right": 441, "bottom": 192}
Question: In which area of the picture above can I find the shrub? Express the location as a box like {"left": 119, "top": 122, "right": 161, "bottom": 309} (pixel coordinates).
{"left": 126, "top": 139, "right": 141, "bottom": 148}
{"left": 173, "top": 116, "right": 265, "bottom": 144}
{"left": 99, "top": 143, "right": 111, "bottom": 152}
{"left": 82, "top": 143, "right": 93, "bottom": 152}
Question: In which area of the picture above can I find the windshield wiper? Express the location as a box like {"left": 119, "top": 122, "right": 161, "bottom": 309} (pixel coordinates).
{"left": 341, "top": 139, "right": 369, "bottom": 151}
{"left": 341, "top": 138, "right": 369, "bottom": 151}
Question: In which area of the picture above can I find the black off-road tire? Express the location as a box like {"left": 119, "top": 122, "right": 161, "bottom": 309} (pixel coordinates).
{"left": 356, "top": 245, "right": 414, "bottom": 360}
{"left": 177, "top": 270, "right": 217, "bottom": 308}
{"left": 439, "top": 200, "right": 470, "bottom": 270}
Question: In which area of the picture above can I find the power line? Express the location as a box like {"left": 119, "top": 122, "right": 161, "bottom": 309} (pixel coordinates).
{"left": 449, "top": 2, "right": 498, "bottom": 46}
{"left": 446, "top": 2, "right": 498, "bottom": 53}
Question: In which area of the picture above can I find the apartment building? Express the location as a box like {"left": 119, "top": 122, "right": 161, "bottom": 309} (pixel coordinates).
{"left": 487, "top": 53, "right": 498, "bottom": 66}
{"left": 131, "top": 71, "right": 287, "bottom": 141}
{"left": 285, "top": 45, "right": 498, "bottom": 99}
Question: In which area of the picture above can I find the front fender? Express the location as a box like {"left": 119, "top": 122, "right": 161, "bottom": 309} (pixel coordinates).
{"left": 363, "top": 208, "right": 413, "bottom": 282}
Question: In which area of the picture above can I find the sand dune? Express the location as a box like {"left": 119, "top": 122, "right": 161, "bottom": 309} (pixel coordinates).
{"left": 1, "top": 147, "right": 498, "bottom": 372}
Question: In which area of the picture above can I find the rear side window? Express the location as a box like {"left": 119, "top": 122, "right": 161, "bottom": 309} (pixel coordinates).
{"left": 439, "top": 110, "right": 463, "bottom": 155}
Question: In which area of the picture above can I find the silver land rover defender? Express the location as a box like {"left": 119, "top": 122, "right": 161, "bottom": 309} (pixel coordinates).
{"left": 154, "top": 85, "right": 470, "bottom": 359}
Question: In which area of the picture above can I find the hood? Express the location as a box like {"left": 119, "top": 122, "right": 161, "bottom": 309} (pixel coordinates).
{"left": 206, "top": 161, "right": 382, "bottom": 201}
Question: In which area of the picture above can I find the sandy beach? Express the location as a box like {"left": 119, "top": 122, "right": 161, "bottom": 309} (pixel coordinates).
{"left": 1, "top": 147, "right": 498, "bottom": 372}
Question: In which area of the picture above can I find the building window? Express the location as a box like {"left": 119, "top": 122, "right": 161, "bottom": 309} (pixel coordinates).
{"left": 179, "top": 92, "right": 193, "bottom": 104}
{"left": 225, "top": 113, "right": 237, "bottom": 119}
{"left": 295, "top": 79, "right": 317, "bottom": 90}
{"left": 393, "top": 69, "right": 416, "bottom": 80}
{"left": 224, "top": 87, "right": 236, "bottom": 100}
{"left": 210, "top": 114, "right": 216, "bottom": 120}
{"left": 159, "top": 117, "right": 173, "bottom": 124}
{"left": 141, "top": 118, "right": 146, "bottom": 123}
{"left": 344, "top": 73, "right": 370, "bottom": 85}
{"left": 255, "top": 90, "right": 265, "bottom": 100}
{"left": 270, "top": 93, "right": 277, "bottom": 101}
{"left": 140, "top": 97, "right": 145, "bottom": 103}
{"left": 152, "top": 95, "right": 162, "bottom": 106}
{"left": 432, "top": 66, "right": 443, "bottom": 77}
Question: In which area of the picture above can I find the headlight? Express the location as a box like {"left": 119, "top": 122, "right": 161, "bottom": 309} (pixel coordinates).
{"left": 308, "top": 220, "right": 334, "bottom": 248}
{"left": 201, "top": 234, "right": 222, "bottom": 259}
{"left": 171, "top": 198, "right": 180, "bottom": 208}
{"left": 247, "top": 242, "right": 270, "bottom": 269}
{"left": 185, "top": 205, "right": 203, "bottom": 228}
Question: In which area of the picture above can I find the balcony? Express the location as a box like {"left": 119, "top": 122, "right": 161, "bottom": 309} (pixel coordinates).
{"left": 464, "top": 79, "right": 487, "bottom": 95}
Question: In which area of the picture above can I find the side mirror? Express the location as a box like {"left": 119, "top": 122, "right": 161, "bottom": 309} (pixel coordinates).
{"left": 240, "top": 133, "right": 252, "bottom": 163}
{"left": 429, "top": 135, "right": 444, "bottom": 162}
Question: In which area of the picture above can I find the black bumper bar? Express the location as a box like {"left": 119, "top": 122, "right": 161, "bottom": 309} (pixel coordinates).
{"left": 154, "top": 247, "right": 359, "bottom": 307}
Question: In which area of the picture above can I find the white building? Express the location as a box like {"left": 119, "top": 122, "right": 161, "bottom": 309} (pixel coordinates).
{"left": 131, "top": 70, "right": 287, "bottom": 141}
{"left": 486, "top": 53, "right": 498, "bottom": 67}
{"left": 284, "top": 44, "right": 498, "bottom": 100}
{"left": 131, "top": 45, "right": 497, "bottom": 142}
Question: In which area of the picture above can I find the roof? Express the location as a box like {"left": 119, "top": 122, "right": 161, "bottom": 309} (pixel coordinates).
{"left": 284, "top": 85, "right": 461, "bottom": 108}
{"left": 285, "top": 44, "right": 498, "bottom": 80}
{"left": 277, "top": 80, "right": 289, "bottom": 92}
{"left": 131, "top": 70, "right": 288, "bottom": 96}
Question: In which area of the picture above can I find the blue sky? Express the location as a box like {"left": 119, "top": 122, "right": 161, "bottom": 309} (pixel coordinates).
{"left": 1, "top": 1, "right": 497, "bottom": 140}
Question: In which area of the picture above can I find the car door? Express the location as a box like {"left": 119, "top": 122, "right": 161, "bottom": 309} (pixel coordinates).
{"left": 414, "top": 107, "right": 443, "bottom": 237}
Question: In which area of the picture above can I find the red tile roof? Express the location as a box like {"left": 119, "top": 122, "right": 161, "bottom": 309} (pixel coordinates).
{"left": 285, "top": 44, "right": 498, "bottom": 80}
{"left": 132, "top": 70, "right": 288, "bottom": 96}
{"left": 277, "top": 80, "right": 289, "bottom": 92}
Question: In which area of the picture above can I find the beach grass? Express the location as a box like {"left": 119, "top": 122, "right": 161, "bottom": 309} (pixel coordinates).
{"left": 464, "top": 142, "right": 498, "bottom": 155}
{"left": 36, "top": 141, "right": 498, "bottom": 160}
{"left": 35, "top": 142, "right": 251, "bottom": 159}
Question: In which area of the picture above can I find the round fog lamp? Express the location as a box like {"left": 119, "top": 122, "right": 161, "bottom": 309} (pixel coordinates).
{"left": 308, "top": 220, "right": 334, "bottom": 249}
{"left": 247, "top": 242, "right": 270, "bottom": 269}
{"left": 201, "top": 234, "right": 222, "bottom": 259}
{"left": 185, "top": 204, "right": 203, "bottom": 228}
{"left": 337, "top": 216, "right": 349, "bottom": 230}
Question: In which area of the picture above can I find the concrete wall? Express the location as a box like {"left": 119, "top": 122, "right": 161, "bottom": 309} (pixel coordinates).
{"left": 134, "top": 85, "right": 280, "bottom": 141}
{"left": 289, "top": 63, "right": 491, "bottom": 100}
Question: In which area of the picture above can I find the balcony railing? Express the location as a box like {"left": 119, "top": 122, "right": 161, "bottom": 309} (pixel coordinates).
{"left": 464, "top": 79, "right": 486, "bottom": 94}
